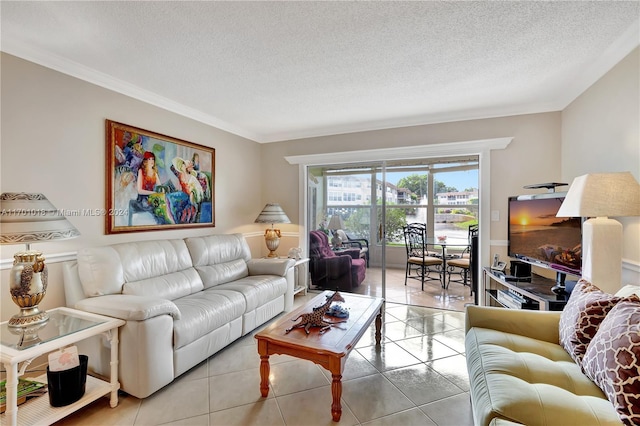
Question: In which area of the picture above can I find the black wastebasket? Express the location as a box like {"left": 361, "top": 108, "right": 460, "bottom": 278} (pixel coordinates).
{"left": 47, "top": 355, "right": 88, "bottom": 407}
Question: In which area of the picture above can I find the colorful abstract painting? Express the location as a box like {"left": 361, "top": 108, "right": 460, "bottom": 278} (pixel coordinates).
{"left": 106, "top": 120, "right": 215, "bottom": 234}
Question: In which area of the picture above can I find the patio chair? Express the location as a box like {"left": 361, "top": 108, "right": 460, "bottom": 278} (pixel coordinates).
{"left": 446, "top": 224, "right": 479, "bottom": 294}
{"left": 403, "top": 224, "right": 444, "bottom": 291}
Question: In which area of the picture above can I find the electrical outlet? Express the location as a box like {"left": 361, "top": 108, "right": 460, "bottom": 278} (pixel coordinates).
{"left": 491, "top": 210, "right": 500, "bottom": 222}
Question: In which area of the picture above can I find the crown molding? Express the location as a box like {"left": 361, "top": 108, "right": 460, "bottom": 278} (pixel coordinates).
{"left": 285, "top": 137, "right": 513, "bottom": 166}
{"left": 262, "top": 105, "right": 560, "bottom": 143}
{"left": 1, "top": 40, "right": 262, "bottom": 142}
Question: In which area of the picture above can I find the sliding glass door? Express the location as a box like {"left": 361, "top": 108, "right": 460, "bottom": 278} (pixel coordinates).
{"left": 307, "top": 156, "right": 479, "bottom": 306}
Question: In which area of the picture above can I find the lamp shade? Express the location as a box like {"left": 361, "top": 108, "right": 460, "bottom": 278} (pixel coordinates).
{"left": 1, "top": 193, "right": 80, "bottom": 330}
{"left": 0, "top": 193, "right": 80, "bottom": 245}
{"left": 254, "top": 203, "right": 291, "bottom": 225}
{"left": 556, "top": 172, "right": 640, "bottom": 218}
{"left": 327, "top": 215, "right": 344, "bottom": 230}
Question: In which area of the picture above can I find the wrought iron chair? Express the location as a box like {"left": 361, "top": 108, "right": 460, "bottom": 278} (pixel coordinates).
{"left": 406, "top": 222, "right": 440, "bottom": 257}
{"left": 403, "top": 224, "right": 443, "bottom": 290}
{"left": 336, "top": 229, "right": 369, "bottom": 267}
{"left": 447, "top": 224, "right": 479, "bottom": 293}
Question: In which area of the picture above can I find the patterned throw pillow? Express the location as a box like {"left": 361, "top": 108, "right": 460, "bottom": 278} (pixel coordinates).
{"left": 582, "top": 300, "right": 640, "bottom": 425}
{"left": 558, "top": 279, "right": 625, "bottom": 364}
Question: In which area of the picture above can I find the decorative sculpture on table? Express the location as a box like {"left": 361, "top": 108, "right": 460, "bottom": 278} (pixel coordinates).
{"left": 285, "top": 290, "right": 347, "bottom": 334}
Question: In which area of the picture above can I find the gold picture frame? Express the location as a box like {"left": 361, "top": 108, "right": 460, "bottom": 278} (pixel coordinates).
{"left": 105, "top": 119, "right": 215, "bottom": 234}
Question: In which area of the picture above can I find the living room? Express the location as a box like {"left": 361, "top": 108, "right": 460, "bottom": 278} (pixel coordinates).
{"left": 1, "top": 2, "right": 639, "bottom": 425}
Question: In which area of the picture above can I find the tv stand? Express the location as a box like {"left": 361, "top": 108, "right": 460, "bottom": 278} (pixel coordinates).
{"left": 483, "top": 267, "right": 570, "bottom": 311}
{"left": 551, "top": 271, "right": 567, "bottom": 295}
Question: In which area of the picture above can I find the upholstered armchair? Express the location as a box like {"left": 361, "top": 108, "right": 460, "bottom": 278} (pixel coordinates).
{"left": 309, "top": 230, "right": 366, "bottom": 292}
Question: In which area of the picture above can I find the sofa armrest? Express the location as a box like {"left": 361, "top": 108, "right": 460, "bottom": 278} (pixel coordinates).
{"left": 76, "top": 294, "right": 180, "bottom": 321}
{"left": 464, "top": 305, "right": 561, "bottom": 344}
{"left": 247, "top": 258, "right": 295, "bottom": 276}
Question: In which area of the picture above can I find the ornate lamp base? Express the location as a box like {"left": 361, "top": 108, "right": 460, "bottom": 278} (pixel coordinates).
{"left": 9, "top": 250, "right": 49, "bottom": 329}
{"left": 264, "top": 227, "right": 282, "bottom": 258}
{"left": 8, "top": 307, "right": 49, "bottom": 328}
{"left": 8, "top": 317, "right": 48, "bottom": 348}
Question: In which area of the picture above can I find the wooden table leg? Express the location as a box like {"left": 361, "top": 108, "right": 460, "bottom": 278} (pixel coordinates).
{"left": 331, "top": 373, "right": 342, "bottom": 421}
{"left": 259, "top": 354, "right": 270, "bottom": 397}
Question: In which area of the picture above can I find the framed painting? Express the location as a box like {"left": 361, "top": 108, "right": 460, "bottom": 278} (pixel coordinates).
{"left": 105, "top": 119, "right": 215, "bottom": 234}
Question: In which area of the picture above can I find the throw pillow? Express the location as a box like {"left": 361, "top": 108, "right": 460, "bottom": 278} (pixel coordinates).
{"left": 582, "top": 300, "right": 640, "bottom": 425}
{"left": 558, "top": 279, "right": 625, "bottom": 364}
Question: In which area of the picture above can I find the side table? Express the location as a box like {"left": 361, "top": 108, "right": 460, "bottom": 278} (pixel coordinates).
{"left": 0, "top": 307, "right": 125, "bottom": 426}
{"left": 290, "top": 257, "right": 310, "bottom": 296}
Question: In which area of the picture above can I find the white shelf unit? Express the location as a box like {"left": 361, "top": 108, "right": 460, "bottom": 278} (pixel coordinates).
{"left": 3, "top": 375, "right": 110, "bottom": 426}
{"left": 1, "top": 307, "right": 125, "bottom": 426}
{"left": 291, "top": 258, "right": 310, "bottom": 296}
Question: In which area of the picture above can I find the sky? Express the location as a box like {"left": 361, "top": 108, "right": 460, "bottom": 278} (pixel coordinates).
{"left": 509, "top": 198, "right": 566, "bottom": 226}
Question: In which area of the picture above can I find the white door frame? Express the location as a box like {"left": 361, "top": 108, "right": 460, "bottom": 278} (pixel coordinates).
{"left": 285, "top": 137, "right": 513, "bottom": 306}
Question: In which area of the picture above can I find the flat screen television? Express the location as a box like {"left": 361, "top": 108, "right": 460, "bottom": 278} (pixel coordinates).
{"left": 508, "top": 192, "right": 582, "bottom": 290}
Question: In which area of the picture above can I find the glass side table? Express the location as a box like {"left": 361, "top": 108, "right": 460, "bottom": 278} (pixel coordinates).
{"left": 1, "top": 307, "right": 125, "bottom": 426}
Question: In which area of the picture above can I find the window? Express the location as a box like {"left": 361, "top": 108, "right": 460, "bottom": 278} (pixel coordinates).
{"left": 314, "top": 157, "right": 478, "bottom": 245}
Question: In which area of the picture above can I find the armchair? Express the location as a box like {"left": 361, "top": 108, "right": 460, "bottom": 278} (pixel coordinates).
{"left": 309, "top": 230, "right": 366, "bottom": 292}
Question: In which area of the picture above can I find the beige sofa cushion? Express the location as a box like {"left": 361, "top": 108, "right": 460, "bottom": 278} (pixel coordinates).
{"left": 172, "top": 288, "right": 246, "bottom": 349}
{"left": 77, "top": 239, "right": 201, "bottom": 299}
{"left": 615, "top": 285, "right": 640, "bottom": 298}
{"left": 215, "top": 275, "right": 288, "bottom": 312}
{"left": 466, "top": 326, "right": 621, "bottom": 425}
{"left": 186, "top": 234, "right": 252, "bottom": 288}
{"left": 77, "top": 246, "right": 125, "bottom": 296}
{"left": 123, "top": 268, "right": 203, "bottom": 300}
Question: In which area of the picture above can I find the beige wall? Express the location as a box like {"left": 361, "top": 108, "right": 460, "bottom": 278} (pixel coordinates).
{"left": 263, "top": 48, "right": 639, "bottom": 287}
{"left": 562, "top": 47, "right": 640, "bottom": 285}
{"left": 0, "top": 53, "right": 266, "bottom": 321}
{"left": 261, "top": 112, "right": 563, "bottom": 270}
{"left": 1, "top": 45, "right": 638, "bottom": 320}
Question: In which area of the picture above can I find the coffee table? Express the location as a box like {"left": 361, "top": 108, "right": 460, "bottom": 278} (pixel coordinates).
{"left": 255, "top": 291, "right": 384, "bottom": 422}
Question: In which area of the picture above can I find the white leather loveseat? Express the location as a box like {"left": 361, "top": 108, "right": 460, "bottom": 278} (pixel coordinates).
{"left": 62, "top": 233, "right": 294, "bottom": 398}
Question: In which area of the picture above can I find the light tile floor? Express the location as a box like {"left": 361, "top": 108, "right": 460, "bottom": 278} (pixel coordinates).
{"left": 334, "top": 266, "right": 474, "bottom": 312}
{"left": 54, "top": 292, "right": 473, "bottom": 426}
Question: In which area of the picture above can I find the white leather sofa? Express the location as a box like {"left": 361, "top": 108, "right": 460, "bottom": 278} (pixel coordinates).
{"left": 62, "top": 233, "right": 294, "bottom": 398}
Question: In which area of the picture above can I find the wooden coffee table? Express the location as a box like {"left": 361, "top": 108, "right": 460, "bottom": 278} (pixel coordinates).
{"left": 255, "top": 291, "right": 384, "bottom": 422}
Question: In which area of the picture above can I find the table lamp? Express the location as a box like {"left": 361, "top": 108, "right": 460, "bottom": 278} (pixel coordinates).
{"left": 556, "top": 172, "right": 640, "bottom": 294}
{"left": 0, "top": 193, "right": 80, "bottom": 330}
{"left": 255, "top": 203, "right": 291, "bottom": 258}
{"left": 327, "top": 215, "right": 345, "bottom": 248}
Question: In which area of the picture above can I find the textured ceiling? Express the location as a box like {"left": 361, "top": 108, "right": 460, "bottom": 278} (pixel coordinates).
{"left": 1, "top": 1, "right": 639, "bottom": 143}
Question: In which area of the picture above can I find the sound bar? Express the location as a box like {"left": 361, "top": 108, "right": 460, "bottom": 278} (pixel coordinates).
{"left": 493, "top": 271, "right": 531, "bottom": 282}
{"left": 504, "top": 275, "right": 531, "bottom": 282}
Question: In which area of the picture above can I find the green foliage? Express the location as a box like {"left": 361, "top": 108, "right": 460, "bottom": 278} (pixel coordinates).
{"left": 344, "top": 210, "right": 370, "bottom": 239}
{"left": 397, "top": 175, "right": 428, "bottom": 197}
{"left": 435, "top": 180, "right": 457, "bottom": 194}
{"left": 396, "top": 173, "right": 458, "bottom": 200}
{"left": 454, "top": 219, "right": 479, "bottom": 230}
{"left": 377, "top": 207, "right": 407, "bottom": 242}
